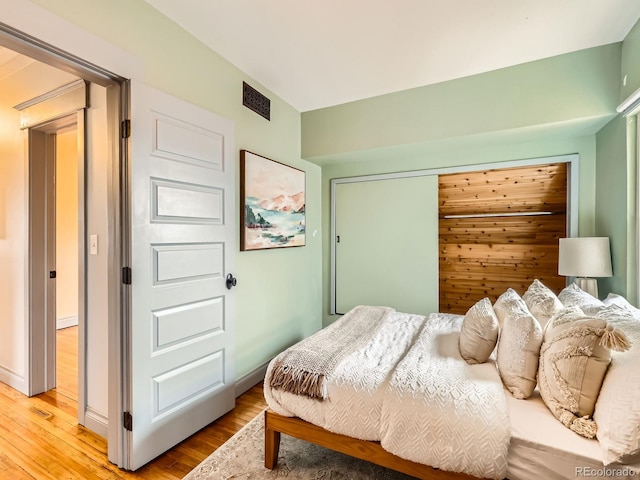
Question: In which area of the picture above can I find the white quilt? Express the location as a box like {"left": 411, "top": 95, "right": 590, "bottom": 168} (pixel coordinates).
{"left": 264, "top": 310, "right": 511, "bottom": 479}
{"left": 381, "top": 313, "right": 510, "bottom": 479}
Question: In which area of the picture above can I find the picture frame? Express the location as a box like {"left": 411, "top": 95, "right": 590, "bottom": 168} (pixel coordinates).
{"left": 240, "top": 150, "right": 306, "bottom": 251}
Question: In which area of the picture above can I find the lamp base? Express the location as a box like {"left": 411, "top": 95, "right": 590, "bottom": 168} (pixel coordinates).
{"left": 575, "top": 277, "right": 598, "bottom": 298}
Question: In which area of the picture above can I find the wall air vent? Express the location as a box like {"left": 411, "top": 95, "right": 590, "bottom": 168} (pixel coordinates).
{"left": 243, "top": 81, "right": 270, "bottom": 121}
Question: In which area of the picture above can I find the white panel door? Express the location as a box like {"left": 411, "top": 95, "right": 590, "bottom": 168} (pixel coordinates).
{"left": 126, "top": 82, "right": 235, "bottom": 469}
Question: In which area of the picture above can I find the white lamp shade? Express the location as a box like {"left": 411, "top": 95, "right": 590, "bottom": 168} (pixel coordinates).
{"left": 558, "top": 237, "right": 613, "bottom": 277}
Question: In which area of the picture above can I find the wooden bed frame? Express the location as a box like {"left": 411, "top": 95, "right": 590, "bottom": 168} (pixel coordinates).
{"left": 264, "top": 410, "right": 482, "bottom": 480}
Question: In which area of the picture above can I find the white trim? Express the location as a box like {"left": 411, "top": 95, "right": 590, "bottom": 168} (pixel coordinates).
{"left": 0, "top": 365, "right": 27, "bottom": 394}
{"left": 617, "top": 86, "right": 640, "bottom": 116}
{"left": 56, "top": 315, "right": 78, "bottom": 330}
{"left": 330, "top": 154, "right": 580, "bottom": 314}
{"left": 84, "top": 406, "right": 109, "bottom": 439}
{"left": 330, "top": 183, "right": 338, "bottom": 317}
{"left": 235, "top": 361, "right": 269, "bottom": 398}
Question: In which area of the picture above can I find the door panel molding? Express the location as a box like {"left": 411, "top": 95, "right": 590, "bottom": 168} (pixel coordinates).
{"left": 123, "top": 81, "right": 236, "bottom": 470}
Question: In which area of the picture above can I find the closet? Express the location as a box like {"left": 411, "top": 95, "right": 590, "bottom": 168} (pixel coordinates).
{"left": 332, "top": 158, "right": 571, "bottom": 316}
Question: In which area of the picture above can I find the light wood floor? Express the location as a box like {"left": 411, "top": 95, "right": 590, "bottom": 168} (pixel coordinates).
{"left": 0, "top": 326, "right": 268, "bottom": 479}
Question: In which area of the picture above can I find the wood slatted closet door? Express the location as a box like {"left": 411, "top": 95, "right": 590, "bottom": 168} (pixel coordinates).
{"left": 439, "top": 163, "right": 567, "bottom": 314}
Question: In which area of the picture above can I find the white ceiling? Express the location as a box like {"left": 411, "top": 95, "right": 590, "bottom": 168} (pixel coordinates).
{"left": 145, "top": 0, "right": 640, "bottom": 112}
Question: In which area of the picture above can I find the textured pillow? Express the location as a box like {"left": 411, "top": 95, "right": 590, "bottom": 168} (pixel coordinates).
{"left": 538, "top": 306, "right": 630, "bottom": 439}
{"left": 558, "top": 283, "right": 605, "bottom": 315}
{"left": 593, "top": 305, "right": 640, "bottom": 465}
{"left": 603, "top": 293, "right": 640, "bottom": 318}
{"left": 494, "top": 288, "right": 543, "bottom": 399}
{"left": 522, "top": 279, "right": 564, "bottom": 328}
{"left": 459, "top": 297, "right": 500, "bottom": 365}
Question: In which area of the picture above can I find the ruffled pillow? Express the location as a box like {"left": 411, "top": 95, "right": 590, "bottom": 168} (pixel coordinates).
{"left": 459, "top": 297, "right": 499, "bottom": 365}
{"left": 593, "top": 305, "right": 640, "bottom": 464}
{"left": 522, "top": 279, "right": 563, "bottom": 329}
{"left": 538, "top": 306, "right": 630, "bottom": 439}
{"left": 494, "top": 288, "right": 543, "bottom": 399}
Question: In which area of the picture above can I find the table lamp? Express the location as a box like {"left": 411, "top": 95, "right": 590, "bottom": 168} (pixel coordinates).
{"left": 558, "top": 237, "right": 612, "bottom": 298}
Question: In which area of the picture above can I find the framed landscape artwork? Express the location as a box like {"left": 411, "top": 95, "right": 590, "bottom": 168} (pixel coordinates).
{"left": 240, "top": 150, "right": 306, "bottom": 251}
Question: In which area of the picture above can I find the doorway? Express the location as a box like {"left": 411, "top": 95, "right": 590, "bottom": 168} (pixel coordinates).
{"left": 26, "top": 115, "right": 82, "bottom": 404}
{"left": 27, "top": 112, "right": 83, "bottom": 398}
{"left": 0, "top": 31, "right": 123, "bottom": 446}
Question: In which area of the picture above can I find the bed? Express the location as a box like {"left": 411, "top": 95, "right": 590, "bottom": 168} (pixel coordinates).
{"left": 262, "top": 282, "right": 640, "bottom": 480}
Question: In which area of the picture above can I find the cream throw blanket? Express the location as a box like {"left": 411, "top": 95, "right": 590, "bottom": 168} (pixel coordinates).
{"left": 381, "top": 313, "right": 510, "bottom": 480}
{"left": 268, "top": 305, "right": 394, "bottom": 399}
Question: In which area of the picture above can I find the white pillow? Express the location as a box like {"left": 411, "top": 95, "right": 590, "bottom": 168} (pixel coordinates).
{"left": 558, "top": 283, "right": 605, "bottom": 315}
{"left": 459, "top": 297, "right": 500, "bottom": 365}
{"left": 593, "top": 305, "right": 640, "bottom": 465}
{"left": 494, "top": 288, "right": 543, "bottom": 399}
{"left": 522, "top": 279, "right": 564, "bottom": 328}
{"left": 603, "top": 293, "right": 640, "bottom": 318}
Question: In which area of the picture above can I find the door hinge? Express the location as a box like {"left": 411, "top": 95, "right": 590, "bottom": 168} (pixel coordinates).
{"left": 122, "top": 267, "right": 132, "bottom": 285}
{"left": 121, "top": 119, "right": 131, "bottom": 138}
{"left": 123, "top": 411, "right": 133, "bottom": 431}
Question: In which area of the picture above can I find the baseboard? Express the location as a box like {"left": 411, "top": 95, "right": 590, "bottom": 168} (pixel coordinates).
{"left": 235, "top": 361, "right": 269, "bottom": 397}
{"left": 57, "top": 315, "right": 78, "bottom": 330}
{"left": 83, "top": 406, "right": 108, "bottom": 439}
{"left": 0, "top": 365, "right": 27, "bottom": 395}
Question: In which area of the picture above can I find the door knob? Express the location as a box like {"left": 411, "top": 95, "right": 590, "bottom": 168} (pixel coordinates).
{"left": 226, "top": 273, "right": 237, "bottom": 290}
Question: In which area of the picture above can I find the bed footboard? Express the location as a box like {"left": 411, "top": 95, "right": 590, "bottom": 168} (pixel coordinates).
{"left": 263, "top": 410, "right": 482, "bottom": 480}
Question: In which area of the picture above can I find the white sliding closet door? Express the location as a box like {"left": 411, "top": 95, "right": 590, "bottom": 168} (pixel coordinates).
{"left": 334, "top": 175, "right": 439, "bottom": 315}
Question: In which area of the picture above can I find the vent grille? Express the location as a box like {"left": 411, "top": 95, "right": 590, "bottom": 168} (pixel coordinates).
{"left": 243, "top": 81, "right": 270, "bottom": 120}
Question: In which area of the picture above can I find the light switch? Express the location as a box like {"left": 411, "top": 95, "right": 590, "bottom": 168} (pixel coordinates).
{"left": 90, "top": 235, "right": 98, "bottom": 255}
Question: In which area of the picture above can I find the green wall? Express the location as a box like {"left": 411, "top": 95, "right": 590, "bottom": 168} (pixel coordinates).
{"left": 302, "top": 44, "right": 620, "bottom": 161}
{"left": 32, "top": 0, "right": 323, "bottom": 378}
{"left": 594, "top": 18, "right": 640, "bottom": 304}
{"left": 302, "top": 45, "right": 624, "bottom": 324}
{"left": 621, "top": 19, "right": 640, "bottom": 102}
{"left": 595, "top": 116, "right": 633, "bottom": 300}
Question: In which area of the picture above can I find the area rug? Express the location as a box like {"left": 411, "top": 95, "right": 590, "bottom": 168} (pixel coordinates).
{"left": 183, "top": 410, "right": 414, "bottom": 479}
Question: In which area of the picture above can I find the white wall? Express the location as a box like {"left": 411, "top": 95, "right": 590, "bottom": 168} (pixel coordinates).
{"left": 0, "top": 100, "right": 27, "bottom": 392}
